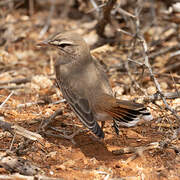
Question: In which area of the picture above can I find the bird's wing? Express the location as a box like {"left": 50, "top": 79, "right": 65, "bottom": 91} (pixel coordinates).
{"left": 92, "top": 57, "right": 113, "bottom": 96}
{"left": 56, "top": 79, "right": 104, "bottom": 138}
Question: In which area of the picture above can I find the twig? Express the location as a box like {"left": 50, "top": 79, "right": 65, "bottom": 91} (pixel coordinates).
{"left": 17, "top": 100, "right": 45, "bottom": 108}
{"left": 125, "top": 25, "right": 148, "bottom": 96}
{"left": 144, "top": 91, "right": 180, "bottom": 102}
{"left": 87, "top": 3, "right": 105, "bottom": 14}
{"left": 9, "top": 132, "right": 16, "bottom": 151}
{"left": 0, "top": 85, "right": 25, "bottom": 90}
{"left": 125, "top": 60, "right": 148, "bottom": 96}
{"left": 15, "top": 109, "right": 63, "bottom": 154}
{"left": 0, "top": 154, "right": 40, "bottom": 175}
{"left": 0, "top": 174, "right": 61, "bottom": 180}
{"left": 90, "top": 0, "right": 100, "bottom": 13}
{"left": 150, "top": 26, "right": 177, "bottom": 48}
{"left": 29, "top": 0, "right": 34, "bottom": 16}
{"left": 39, "top": 0, "right": 55, "bottom": 38}
{"left": 112, "top": 44, "right": 180, "bottom": 67}
{"left": 0, "top": 120, "right": 43, "bottom": 141}
{"left": 137, "top": 44, "right": 180, "bottom": 61}
{"left": 0, "top": 120, "right": 13, "bottom": 134}
{"left": 96, "top": 0, "right": 117, "bottom": 37}
{"left": 112, "top": 142, "right": 160, "bottom": 163}
{"left": 0, "top": 91, "right": 14, "bottom": 108}
{"left": 39, "top": 109, "right": 63, "bottom": 130}
{"left": 159, "top": 61, "right": 180, "bottom": 73}
{"left": 0, "top": 77, "right": 31, "bottom": 85}
{"left": 51, "top": 99, "right": 66, "bottom": 104}
{"left": 134, "top": 5, "right": 180, "bottom": 120}
{"left": 170, "top": 50, "right": 180, "bottom": 58}
{"left": 0, "top": 119, "right": 44, "bottom": 155}
{"left": 117, "top": 7, "right": 136, "bottom": 19}
{"left": 13, "top": 125, "right": 43, "bottom": 141}
{"left": 117, "top": 28, "right": 134, "bottom": 37}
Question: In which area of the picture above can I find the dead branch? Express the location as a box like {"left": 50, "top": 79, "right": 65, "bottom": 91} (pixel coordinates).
{"left": 39, "top": 109, "right": 63, "bottom": 130}
{"left": 150, "top": 26, "right": 177, "bottom": 47}
{"left": 0, "top": 120, "right": 43, "bottom": 141}
{"left": 133, "top": 5, "right": 180, "bottom": 121}
{"left": 144, "top": 91, "right": 180, "bottom": 102}
{"left": 0, "top": 154, "right": 40, "bottom": 176}
{"left": 89, "top": 0, "right": 100, "bottom": 13}
{"left": 0, "top": 77, "right": 31, "bottom": 85}
{"left": 0, "top": 85, "right": 25, "bottom": 90}
{"left": 96, "top": 0, "right": 117, "bottom": 37}
{"left": 0, "top": 91, "right": 14, "bottom": 108}
{"left": 159, "top": 61, "right": 180, "bottom": 73}
{"left": 117, "top": 7, "right": 136, "bottom": 19}
{"left": 0, "top": 174, "right": 61, "bottom": 180}
{"left": 112, "top": 142, "right": 160, "bottom": 163}
{"left": 39, "top": 0, "right": 55, "bottom": 38}
{"left": 0, "top": 120, "right": 13, "bottom": 135}
{"left": 29, "top": 0, "right": 34, "bottom": 16}
{"left": 17, "top": 100, "right": 45, "bottom": 108}
{"left": 138, "top": 44, "right": 180, "bottom": 61}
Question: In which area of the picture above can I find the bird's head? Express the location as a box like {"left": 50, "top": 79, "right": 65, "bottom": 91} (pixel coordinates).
{"left": 38, "top": 31, "right": 91, "bottom": 64}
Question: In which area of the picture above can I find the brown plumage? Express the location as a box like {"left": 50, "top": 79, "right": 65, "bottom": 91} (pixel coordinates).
{"left": 39, "top": 31, "right": 153, "bottom": 138}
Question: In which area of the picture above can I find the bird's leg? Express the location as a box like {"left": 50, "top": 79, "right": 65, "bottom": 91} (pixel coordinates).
{"left": 112, "top": 119, "right": 119, "bottom": 135}
{"left": 101, "top": 121, "right": 105, "bottom": 129}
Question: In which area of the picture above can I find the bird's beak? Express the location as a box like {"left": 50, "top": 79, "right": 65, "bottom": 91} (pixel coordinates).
{"left": 37, "top": 40, "right": 49, "bottom": 47}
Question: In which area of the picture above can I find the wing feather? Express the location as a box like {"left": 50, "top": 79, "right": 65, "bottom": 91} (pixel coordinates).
{"left": 56, "top": 79, "right": 104, "bottom": 138}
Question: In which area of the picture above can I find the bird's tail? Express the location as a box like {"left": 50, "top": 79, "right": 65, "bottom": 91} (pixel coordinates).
{"left": 105, "top": 99, "right": 153, "bottom": 134}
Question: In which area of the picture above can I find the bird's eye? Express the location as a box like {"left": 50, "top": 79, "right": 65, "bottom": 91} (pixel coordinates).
{"left": 58, "top": 43, "right": 71, "bottom": 48}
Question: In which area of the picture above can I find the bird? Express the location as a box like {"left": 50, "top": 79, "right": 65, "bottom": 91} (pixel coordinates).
{"left": 38, "top": 31, "right": 153, "bottom": 139}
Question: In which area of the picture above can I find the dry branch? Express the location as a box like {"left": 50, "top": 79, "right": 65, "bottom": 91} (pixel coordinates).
{"left": 0, "top": 77, "right": 31, "bottom": 85}
{"left": 134, "top": 5, "right": 180, "bottom": 121}
{"left": 0, "top": 91, "right": 14, "bottom": 108}
{"left": 96, "top": 0, "right": 116, "bottom": 37}
{"left": 0, "top": 120, "right": 43, "bottom": 141}
{"left": 39, "top": 0, "right": 55, "bottom": 38}
{"left": 0, "top": 174, "right": 62, "bottom": 180}
{"left": 0, "top": 154, "right": 40, "bottom": 176}
{"left": 144, "top": 91, "right": 180, "bottom": 102}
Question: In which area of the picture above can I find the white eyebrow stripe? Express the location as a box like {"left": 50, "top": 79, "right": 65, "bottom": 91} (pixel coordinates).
{"left": 50, "top": 40, "right": 74, "bottom": 46}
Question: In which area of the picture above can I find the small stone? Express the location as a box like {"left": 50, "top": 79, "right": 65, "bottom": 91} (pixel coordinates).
{"left": 63, "top": 160, "right": 75, "bottom": 167}
{"left": 113, "top": 86, "right": 124, "bottom": 96}
{"left": 56, "top": 164, "right": 66, "bottom": 170}
{"left": 21, "top": 15, "right": 29, "bottom": 21}
{"left": 90, "top": 157, "right": 98, "bottom": 165}
{"left": 47, "top": 151, "right": 57, "bottom": 159}
{"left": 0, "top": 117, "right": 4, "bottom": 121}
{"left": 160, "top": 82, "right": 168, "bottom": 89}
{"left": 156, "top": 101, "right": 163, "bottom": 106}
{"left": 172, "top": 98, "right": 180, "bottom": 110}
{"left": 44, "top": 108, "right": 54, "bottom": 116}
{"left": 84, "top": 31, "right": 98, "bottom": 46}
{"left": 147, "top": 86, "right": 156, "bottom": 95}
{"left": 49, "top": 171, "right": 54, "bottom": 175}
{"left": 44, "top": 142, "right": 51, "bottom": 148}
